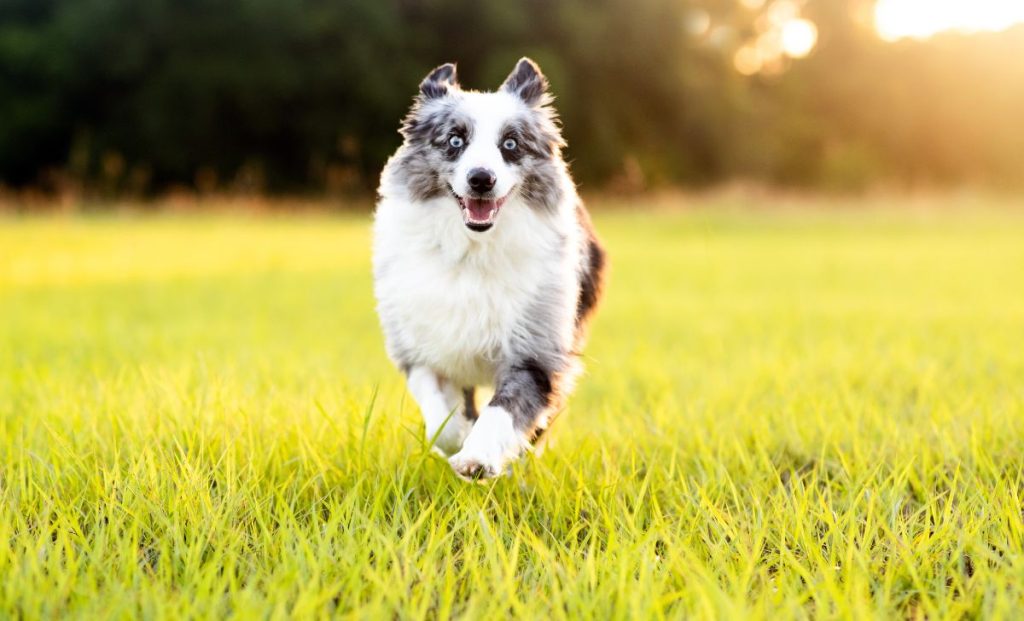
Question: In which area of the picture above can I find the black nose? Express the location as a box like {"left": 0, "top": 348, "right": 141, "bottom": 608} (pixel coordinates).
{"left": 467, "top": 168, "right": 496, "bottom": 194}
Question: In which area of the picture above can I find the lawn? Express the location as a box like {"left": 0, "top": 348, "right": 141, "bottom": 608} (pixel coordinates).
{"left": 2, "top": 195, "right": 1023, "bottom": 619}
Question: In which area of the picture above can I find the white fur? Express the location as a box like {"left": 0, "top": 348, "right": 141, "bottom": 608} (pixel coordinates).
{"left": 448, "top": 406, "right": 529, "bottom": 480}
{"left": 449, "top": 91, "right": 526, "bottom": 200}
{"left": 374, "top": 187, "right": 579, "bottom": 388}
{"left": 405, "top": 366, "right": 472, "bottom": 455}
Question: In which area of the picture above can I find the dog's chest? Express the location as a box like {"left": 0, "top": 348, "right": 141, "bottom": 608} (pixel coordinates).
{"left": 378, "top": 236, "right": 551, "bottom": 384}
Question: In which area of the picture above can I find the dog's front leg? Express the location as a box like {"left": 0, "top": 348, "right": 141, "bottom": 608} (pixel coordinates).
{"left": 449, "top": 359, "right": 555, "bottom": 480}
{"left": 405, "top": 367, "right": 474, "bottom": 456}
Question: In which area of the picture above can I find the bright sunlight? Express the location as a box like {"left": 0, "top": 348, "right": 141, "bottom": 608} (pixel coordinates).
{"left": 876, "top": 0, "right": 1024, "bottom": 40}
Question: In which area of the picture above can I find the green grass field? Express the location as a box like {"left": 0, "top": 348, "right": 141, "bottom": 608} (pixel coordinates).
{"left": 2, "top": 196, "right": 1023, "bottom": 619}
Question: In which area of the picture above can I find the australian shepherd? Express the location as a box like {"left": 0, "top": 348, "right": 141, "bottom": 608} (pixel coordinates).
{"left": 373, "top": 58, "right": 605, "bottom": 481}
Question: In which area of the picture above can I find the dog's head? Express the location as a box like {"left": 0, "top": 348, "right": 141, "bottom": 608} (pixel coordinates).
{"left": 394, "top": 58, "right": 566, "bottom": 232}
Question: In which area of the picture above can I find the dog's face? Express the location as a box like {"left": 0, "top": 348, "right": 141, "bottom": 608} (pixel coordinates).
{"left": 394, "top": 58, "right": 566, "bottom": 232}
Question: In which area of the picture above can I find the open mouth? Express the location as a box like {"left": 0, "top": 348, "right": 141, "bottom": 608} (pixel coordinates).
{"left": 449, "top": 186, "right": 509, "bottom": 232}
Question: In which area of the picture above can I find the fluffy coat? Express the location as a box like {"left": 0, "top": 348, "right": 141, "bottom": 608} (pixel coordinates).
{"left": 373, "top": 58, "right": 605, "bottom": 480}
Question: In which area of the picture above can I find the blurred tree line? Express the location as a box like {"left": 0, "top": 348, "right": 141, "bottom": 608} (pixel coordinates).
{"left": 1, "top": 0, "right": 1022, "bottom": 197}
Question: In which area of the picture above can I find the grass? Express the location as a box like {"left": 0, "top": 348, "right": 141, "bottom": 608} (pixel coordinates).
{"left": 1, "top": 195, "right": 1023, "bottom": 619}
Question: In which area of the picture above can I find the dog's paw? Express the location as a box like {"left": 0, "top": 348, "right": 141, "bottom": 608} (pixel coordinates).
{"left": 447, "top": 405, "right": 528, "bottom": 482}
{"left": 448, "top": 453, "right": 504, "bottom": 481}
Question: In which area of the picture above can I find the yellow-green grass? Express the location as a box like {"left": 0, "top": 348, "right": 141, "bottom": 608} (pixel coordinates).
{"left": 2, "top": 197, "right": 1023, "bottom": 619}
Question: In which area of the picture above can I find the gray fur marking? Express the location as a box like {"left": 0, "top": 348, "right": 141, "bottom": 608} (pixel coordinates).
{"left": 420, "top": 63, "right": 459, "bottom": 99}
{"left": 501, "top": 57, "right": 549, "bottom": 107}
{"left": 490, "top": 359, "right": 553, "bottom": 439}
{"left": 575, "top": 203, "right": 606, "bottom": 330}
{"left": 395, "top": 100, "right": 474, "bottom": 201}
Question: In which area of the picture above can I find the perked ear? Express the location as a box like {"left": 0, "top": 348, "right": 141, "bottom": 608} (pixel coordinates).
{"left": 501, "top": 57, "right": 549, "bottom": 106}
{"left": 419, "top": 63, "right": 459, "bottom": 99}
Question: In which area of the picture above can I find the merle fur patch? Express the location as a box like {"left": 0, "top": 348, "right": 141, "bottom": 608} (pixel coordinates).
{"left": 395, "top": 100, "right": 474, "bottom": 201}
{"left": 519, "top": 162, "right": 565, "bottom": 213}
{"left": 501, "top": 58, "right": 549, "bottom": 107}
{"left": 490, "top": 359, "right": 554, "bottom": 434}
{"left": 419, "top": 63, "right": 458, "bottom": 99}
{"left": 499, "top": 115, "right": 565, "bottom": 212}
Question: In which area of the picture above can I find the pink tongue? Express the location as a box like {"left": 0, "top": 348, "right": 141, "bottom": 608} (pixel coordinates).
{"left": 465, "top": 198, "right": 496, "bottom": 221}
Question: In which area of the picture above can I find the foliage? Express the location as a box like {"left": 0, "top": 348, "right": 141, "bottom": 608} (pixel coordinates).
{"left": 2, "top": 197, "right": 1024, "bottom": 617}
{"left": 1, "top": 1, "right": 1023, "bottom": 195}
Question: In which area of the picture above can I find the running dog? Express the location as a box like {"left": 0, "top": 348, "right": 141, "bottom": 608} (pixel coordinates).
{"left": 373, "top": 57, "right": 605, "bottom": 480}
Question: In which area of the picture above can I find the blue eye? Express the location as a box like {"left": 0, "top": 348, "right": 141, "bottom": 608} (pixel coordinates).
{"left": 448, "top": 135, "right": 464, "bottom": 148}
{"left": 502, "top": 138, "right": 518, "bottom": 151}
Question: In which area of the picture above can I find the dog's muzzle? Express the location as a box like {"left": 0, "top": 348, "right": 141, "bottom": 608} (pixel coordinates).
{"left": 449, "top": 185, "right": 509, "bottom": 232}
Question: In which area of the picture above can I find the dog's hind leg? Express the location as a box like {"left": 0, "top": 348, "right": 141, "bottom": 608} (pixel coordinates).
{"left": 405, "top": 367, "right": 475, "bottom": 456}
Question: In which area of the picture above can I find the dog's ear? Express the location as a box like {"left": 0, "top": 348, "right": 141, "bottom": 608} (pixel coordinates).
{"left": 419, "top": 63, "right": 459, "bottom": 99}
{"left": 501, "top": 57, "right": 549, "bottom": 106}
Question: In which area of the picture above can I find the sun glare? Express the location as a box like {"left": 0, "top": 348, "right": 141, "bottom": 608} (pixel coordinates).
{"left": 780, "top": 19, "right": 817, "bottom": 58}
{"left": 731, "top": 0, "right": 819, "bottom": 75}
{"left": 875, "top": 0, "right": 1024, "bottom": 40}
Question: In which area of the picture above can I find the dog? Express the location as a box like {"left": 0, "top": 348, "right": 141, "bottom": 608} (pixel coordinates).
{"left": 373, "top": 57, "right": 605, "bottom": 480}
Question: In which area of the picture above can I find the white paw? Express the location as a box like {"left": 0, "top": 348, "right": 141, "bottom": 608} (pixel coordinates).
{"left": 448, "top": 406, "right": 528, "bottom": 481}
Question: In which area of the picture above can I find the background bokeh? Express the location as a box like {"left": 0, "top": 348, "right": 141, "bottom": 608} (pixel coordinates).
{"left": 2, "top": 0, "right": 1023, "bottom": 199}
